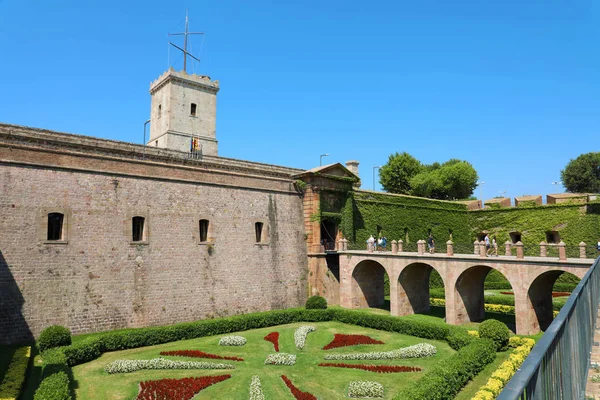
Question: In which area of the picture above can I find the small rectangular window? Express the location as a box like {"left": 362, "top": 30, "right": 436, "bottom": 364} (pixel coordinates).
{"left": 199, "top": 219, "right": 209, "bottom": 242}
{"left": 190, "top": 103, "right": 197, "bottom": 116}
{"left": 47, "top": 213, "right": 64, "bottom": 241}
{"left": 158, "top": 104, "right": 162, "bottom": 118}
{"left": 255, "top": 222, "right": 264, "bottom": 243}
{"left": 132, "top": 216, "right": 145, "bottom": 242}
{"left": 509, "top": 232, "right": 522, "bottom": 244}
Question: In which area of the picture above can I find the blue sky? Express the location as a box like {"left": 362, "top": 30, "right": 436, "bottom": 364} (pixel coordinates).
{"left": 0, "top": 0, "right": 598, "bottom": 200}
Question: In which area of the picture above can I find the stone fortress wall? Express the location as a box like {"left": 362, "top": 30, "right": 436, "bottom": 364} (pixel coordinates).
{"left": 0, "top": 123, "right": 308, "bottom": 344}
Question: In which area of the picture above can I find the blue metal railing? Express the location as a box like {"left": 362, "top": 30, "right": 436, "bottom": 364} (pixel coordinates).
{"left": 498, "top": 256, "right": 600, "bottom": 400}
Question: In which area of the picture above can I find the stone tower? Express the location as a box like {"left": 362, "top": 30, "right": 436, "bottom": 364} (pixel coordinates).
{"left": 148, "top": 68, "right": 220, "bottom": 156}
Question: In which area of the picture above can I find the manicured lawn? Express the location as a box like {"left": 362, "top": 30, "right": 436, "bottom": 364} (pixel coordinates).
{"left": 72, "top": 321, "right": 455, "bottom": 399}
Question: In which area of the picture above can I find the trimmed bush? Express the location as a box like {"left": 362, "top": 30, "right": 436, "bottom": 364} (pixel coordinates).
{"left": 396, "top": 339, "right": 497, "bottom": 400}
{"left": 447, "top": 330, "right": 475, "bottom": 351}
{"left": 33, "top": 371, "right": 71, "bottom": 400}
{"left": 479, "top": 319, "right": 510, "bottom": 351}
{"left": 38, "top": 325, "right": 71, "bottom": 352}
{"left": 0, "top": 346, "right": 31, "bottom": 399}
{"left": 305, "top": 295, "right": 327, "bottom": 309}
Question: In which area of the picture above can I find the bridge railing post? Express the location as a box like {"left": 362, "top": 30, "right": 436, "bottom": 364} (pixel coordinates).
{"left": 474, "top": 240, "right": 480, "bottom": 255}
{"left": 368, "top": 242, "right": 373, "bottom": 252}
{"left": 579, "top": 242, "right": 587, "bottom": 258}
{"left": 558, "top": 241, "right": 566, "bottom": 260}
{"left": 417, "top": 239, "right": 425, "bottom": 255}
{"left": 397, "top": 239, "right": 403, "bottom": 252}
{"left": 505, "top": 241, "right": 512, "bottom": 256}
{"left": 515, "top": 241, "right": 524, "bottom": 259}
{"left": 446, "top": 240, "right": 454, "bottom": 256}
{"left": 479, "top": 241, "right": 487, "bottom": 258}
{"left": 344, "top": 239, "right": 348, "bottom": 251}
{"left": 391, "top": 240, "right": 398, "bottom": 254}
{"left": 540, "top": 241, "right": 547, "bottom": 257}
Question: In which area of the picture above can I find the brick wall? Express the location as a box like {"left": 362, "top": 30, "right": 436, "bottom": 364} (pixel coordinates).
{"left": 0, "top": 137, "right": 307, "bottom": 343}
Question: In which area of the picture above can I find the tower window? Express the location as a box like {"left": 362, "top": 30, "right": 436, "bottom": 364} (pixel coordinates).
{"left": 155, "top": 140, "right": 158, "bottom": 147}
{"left": 158, "top": 104, "right": 162, "bottom": 118}
{"left": 132, "top": 216, "right": 145, "bottom": 242}
{"left": 199, "top": 219, "right": 209, "bottom": 242}
{"left": 47, "top": 213, "right": 64, "bottom": 241}
{"left": 190, "top": 103, "right": 197, "bottom": 116}
{"left": 255, "top": 222, "right": 264, "bottom": 243}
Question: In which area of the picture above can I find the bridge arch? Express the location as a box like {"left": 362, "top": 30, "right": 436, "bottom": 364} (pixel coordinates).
{"left": 526, "top": 270, "right": 581, "bottom": 332}
{"left": 350, "top": 259, "right": 390, "bottom": 309}
{"left": 453, "top": 265, "right": 517, "bottom": 326}
{"left": 396, "top": 262, "right": 444, "bottom": 316}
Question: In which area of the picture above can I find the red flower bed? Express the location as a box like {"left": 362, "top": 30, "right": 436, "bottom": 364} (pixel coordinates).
{"left": 500, "top": 291, "right": 571, "bottom": 298}
{"left": 159, "top": 350, "right": 243, "bottom": 361}
{"left": 322, "top": 334, "right": 384, "bottom": 350}
{"left": 318, "top": 363, "right": 421, "bottom": 373}
{"left": 281, "top": 375, "right": 317, "bottom": 400}
{"left": 264, "top": 332, "right": 280, "bottom": 352}
{"left": 137, "top": 374, "right": 230, "bottom": 400}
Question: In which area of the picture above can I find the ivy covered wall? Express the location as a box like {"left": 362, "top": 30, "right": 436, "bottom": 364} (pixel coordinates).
{"left": 346, "top": 191, "right": 471, "bottom": 250}
{"left": 339, "top": 190, "right": 600, "bottom": 255}
{"left": 468, "top": 202, "right": 600, "bottom": 257}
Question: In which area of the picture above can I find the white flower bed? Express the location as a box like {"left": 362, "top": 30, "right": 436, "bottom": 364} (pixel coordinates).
{"left": 104, "top": 358, "right": 235, "bottom": 374}
{"left": 294, "top": 325, "right": 316, "bottom": 350}
{"left": 264, "top": 352, "right": 296, "bottom": 366}
{"left": 324, "top": 343, "right": 436, "bottom": 360}
{"left": 348, "top": 381, "right": 384, "bottom": 398}
{"left": 249, "top": 375, "right": 265, "bottom": 400}
{"left": 219, "top": 335, "right": 247, "bottom": 346}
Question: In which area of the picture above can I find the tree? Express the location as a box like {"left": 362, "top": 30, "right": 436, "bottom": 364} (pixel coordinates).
{"left": 379, "top": 152, "right": 478, "bottom": 200}
{"left": 379, "top": 152, "right": 423, "bottom": 194}
{"left": 561, "top": 152, "right": 600, "bottom": 193}
{"left": 410, "top": 160, "right": 478, "bottom": 200}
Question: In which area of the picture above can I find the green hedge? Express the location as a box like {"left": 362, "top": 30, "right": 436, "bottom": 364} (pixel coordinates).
{"left": 396, "top": 338, "right": 497, "bottom": 400}
{"left": 34, "top": 371, "right": 71, "bottom": 400}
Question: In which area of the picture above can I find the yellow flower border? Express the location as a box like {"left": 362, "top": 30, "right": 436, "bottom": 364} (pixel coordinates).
{"left": 473, "top": 337, "right": 535, "bottom": 399}
{"left": 430, "top": 298, "right": 559, "bottom": 318}
{"left": 0, "top": 346, "right": 31, "bottom": 400}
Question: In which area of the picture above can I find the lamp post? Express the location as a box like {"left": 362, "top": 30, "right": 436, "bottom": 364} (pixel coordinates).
{"left": 373, "top": 166, "right": 381, "bottom": 191}
{"left": 477, "top": 180, "right": 485, "bottom": 207}
{"left": 320, "top": 153, "right": 329, "bottom": 166}
{"left": 143, "top": 119, "right": 151, "bottom": 159}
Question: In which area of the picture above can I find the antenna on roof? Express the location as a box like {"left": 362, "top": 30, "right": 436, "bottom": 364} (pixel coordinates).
{"left": 169, "top": 11, "right": 204, "bottom": 74}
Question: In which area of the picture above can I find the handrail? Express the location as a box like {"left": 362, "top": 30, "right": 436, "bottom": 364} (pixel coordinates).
{"left": 498, "top": 256, "right": 600, "bottom": 399}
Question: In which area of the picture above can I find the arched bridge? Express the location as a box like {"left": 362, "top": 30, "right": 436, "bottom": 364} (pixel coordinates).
{"left": 337, "top": 250, "right": 593, "bottom": 335}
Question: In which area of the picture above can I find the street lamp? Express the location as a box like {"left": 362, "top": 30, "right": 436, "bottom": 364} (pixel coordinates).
{"left": 320, "top": 153, "right": 329, "bottom": 166}
{"left": 477, "top": 180, "right": 485, "bottom": 206}
{"left": 373, "top": 166, "right": 381, "bottom": 191}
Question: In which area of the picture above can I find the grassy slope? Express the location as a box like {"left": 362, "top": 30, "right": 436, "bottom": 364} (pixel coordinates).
{"left": 71, "top": 321, "right": 454, "bottom": 400}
